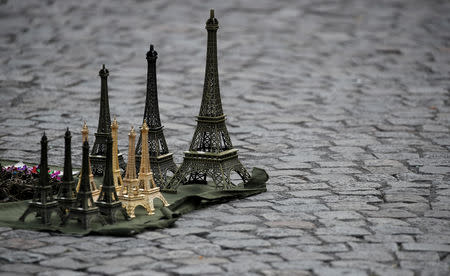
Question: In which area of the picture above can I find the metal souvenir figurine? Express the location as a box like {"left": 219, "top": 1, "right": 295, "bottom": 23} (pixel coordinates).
{"left": 162, "top": 10, "right": 250, "bottom": 192}
{"left": 76, "top": 121, "right": 99, "bottom": 200}
{"left": 111, "top": 117, "right": 124, "bottom": 193}
{"left": 90, "top": 65, "right": 125, "bottom": 176}
{"left": 57, "top": 128, "right": 77, "bottom": 213}
{"left": 120, "top": 126, "right": 153, "bottom": 218}
{"left": 135, "top": 45, "right": 177, "bottom": 187}
{"left": 95, "top": 134, "right": 129, "bottom": 223}
{"left": 19, "top": 133, "right": 62, "bottom": 224}
{"left": 62, "top": 140, "right": 106, "bottom": 229}
{"left": 138, "top": 121, "right": 169, "bottom": 213}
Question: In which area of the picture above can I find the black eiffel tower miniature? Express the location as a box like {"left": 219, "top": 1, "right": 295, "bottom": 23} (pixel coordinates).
{"left": 19, "top": 133, "right": 62, "bottom": 224}
{"left": 62, "top": 140, "right": 106, "bottom": 229}
{"left": 96, "top": 134, "right": 129, "bottom": 224}
{"left": 135, "top": 45, "right": 177, "bottom": 187}
{"left": 57, "top": 128, "right": 77, "bottom": 214}
{"left": 90, "top": 65, "right": 125, "bottom": 176}
{"left": 162, "top": 10, "right": 251, "bottom": 192}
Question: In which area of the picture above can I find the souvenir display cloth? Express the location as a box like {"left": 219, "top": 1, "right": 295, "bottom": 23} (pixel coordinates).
{"left": 0, "top": 167, "right": 268, "bottom": 236}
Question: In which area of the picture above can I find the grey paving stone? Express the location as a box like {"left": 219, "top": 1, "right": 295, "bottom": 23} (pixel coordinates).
{"left": 0, "top": 264, "right": 49, "bottom": 274}
{"left": 401, "top": 243, "right": 450, "bottom": 252}
{"left": 316, "top": 226, "right": 371, "bottom": 236}
{"left": 314, "top": 211, "right": 364, "bottom": 220}
{"left": 261, "top": 269, "right": 311, "bottom": 276}
{"left": 313, "top": 267, "right": 368, "bottom": 276}
{"left": 40, "top": 257, "right": 91, "bottom": 270}
{"left": 0, "top": 250, "right": 46, "bottom": 263}
{"left": 120, "top": 271, "right": 169, "bottom": 276}
{"left": 264, "top": 220, "right": 316, "bottom": 229}
{"left": 86, "top": 265, "right": 128, "bottom": 275}
{"left": 336, "top": 250, "right": 395, "bottom": 262}
{"left": 0, "top": 0, "right": 449, "bottom": 275}
{"left": 37, "top": 271, "right": 87, "bottom": 276}
{"left": 31, "top": 245, "right": 71, "bottom": 255}
{"left": 171, "top": 264, "right": 224, "bottom": 275}
{"left": 100, "top": 256, "right": 153, "bottom": 267}
{"left": 213, "top": 238, "right": 271, "bottom": 249}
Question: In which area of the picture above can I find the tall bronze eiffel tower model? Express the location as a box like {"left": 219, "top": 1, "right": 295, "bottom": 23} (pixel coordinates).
{"left": 95, "top": 134, "right": 130, "bottom": 224}
{"left": 136, "top": 45, "right": 177, "bottom": 187}
{"left": 162, "top": 10, "right": 251, "bottom": 192}
{"left": 57, "top": 128, "right": 77, "bottom": 214}
{"left": 63, "top": 140, "right": 106, "bottom": 229}
{"left": 19, "top": 133, "right": 62, "bottom": 224}
{"left": 90, "top": 65, "right": 125, "bottom": 176}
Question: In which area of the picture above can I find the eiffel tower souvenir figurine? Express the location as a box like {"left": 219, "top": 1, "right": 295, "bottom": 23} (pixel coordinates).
{"left": 90, "top": 65, "right": 125, "bottom": 176}
{"left": 162, "top": 10, "right": 251, "bottom": 192}
{"left": 135, "top": 45, "right": 177, "bottom": 187}
{"left": 63, "top": 140, "right": 106, "bottom": 229}
{"left": 57, "top": 128, "right": 77, "bottom": 214}
{"left": 76, "top": 121, "right": 100, "bottom": 200}
{"left": 96, "top": 134, "right": 130, "bottom": 223}
{"left": 138, "top": 121, "right": 169, "bottom": 213}
{"left": 111, "top": 117, "right": 124, "bottom": 193}
{"left": 19, "top": 133, "right": 62, "bottom": 224}
{"left": 119, "top": 126, "right": 152, "bottom": 218}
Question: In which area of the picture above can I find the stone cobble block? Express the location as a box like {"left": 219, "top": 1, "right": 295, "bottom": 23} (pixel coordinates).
{"left": 0, "top": 0, "right": 449, "bottom": 274}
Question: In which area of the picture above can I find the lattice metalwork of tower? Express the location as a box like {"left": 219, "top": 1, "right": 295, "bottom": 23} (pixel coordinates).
{"left": 57, "top": 128, "right": 77, "bottom": 214}
{"left": 111, "top": 117, "right": 124, "bottom": 193}
{"left": 135, "top": 45, "right": 177, "bottom": 187}
{"left": 77, "top": 121, "right": 100, "bottom": 200}
{"left": 90, "top": 65, "right": 125, "bottom": 176}
{"left": 120, "top": 126, "right": 152, "bottom": 218}
{"left": 161, "top": 10, "right": 251, "bottom": 192}
{"left": 19, "top": 133, "right": 62, "bottom": 224}
{"left": 95, "top": 134, "right": 129, "bottom": 224}
{"left": 63, "top": 140, "right": 106, "bottom": 229}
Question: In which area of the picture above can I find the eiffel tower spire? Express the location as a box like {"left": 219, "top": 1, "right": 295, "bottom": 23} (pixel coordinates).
{"left": 162, "top": 10, "right": 250, "bottom": 192}
{"left": 198, "top": 9, "right": 223, "bottom": 118}
{"left": 138, "top": 120, "right": 157, "bottom": 190}
{"left": 96, "top": 134, "right": 129, "bottom": 223}
{"left": 76, "top": 121, "right": 99, "bottom": 199}
{"left": 20, "top": 133, "right": 62, "bottom": 224}
{"left": 57, "top": 128, "right": 77, "bottom": 213}
{"left": 187, "top": 9, "right": 233, "bottom": 154}
{"left": 136, "top": 45, "right": 177, "bottom": 187}
{"left": 90, "top": 65, "right": 125, "bottom": 176}
{"left": 111, "top": 117, "right": 123, "bottom": 192}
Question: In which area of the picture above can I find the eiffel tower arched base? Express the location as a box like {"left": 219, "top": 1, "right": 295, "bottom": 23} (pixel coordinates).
{"left": 120, "top": 194, "right": 153, "bottom": 218}
{"left": 19, "top": 201, "right": 63, "bottom": 225}
{"left": 62, "top": 207, "right": 106, "bottom": 230}
{"left": 161, "top": 149, "right": 251, "bottom": 193}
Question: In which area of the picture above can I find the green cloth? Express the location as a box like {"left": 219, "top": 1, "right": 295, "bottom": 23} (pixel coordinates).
{"left": 0, "top": 168, "right": 268, "bottom": 236}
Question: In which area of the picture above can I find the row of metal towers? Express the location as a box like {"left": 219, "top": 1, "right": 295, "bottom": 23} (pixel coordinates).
{"left": 19, "top": 10, "right": 252, "bottom": 228}
{"left": 90, "top": 9, "right": 251, "bottom": 192}
{"left": 19, "top": 123, "right": 169, "bottom": 229}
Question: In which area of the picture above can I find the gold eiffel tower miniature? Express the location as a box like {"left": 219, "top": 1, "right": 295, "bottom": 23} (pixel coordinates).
{"left": 138, "top": 121, "right": 169, "bottom": 213}
{"left": 111, "top": 117, "right": 123, "bottom": 193}
{"left": 119, "top": 126, "right": 152, "bottom": 218}
{"left": 77, "top": 121, "right": 100, "bottom": 200}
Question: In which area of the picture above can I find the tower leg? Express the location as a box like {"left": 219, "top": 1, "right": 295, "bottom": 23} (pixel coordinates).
{"left": 161, "top": 163, "right": 189, "bottom": 192}
{"left": 18, "top": 207, "right": 34, "bottom": 222}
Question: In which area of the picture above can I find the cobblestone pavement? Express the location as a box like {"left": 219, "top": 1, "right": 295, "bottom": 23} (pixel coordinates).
{"left": 0, "top": 0, "right": 449, "bottom": 275}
